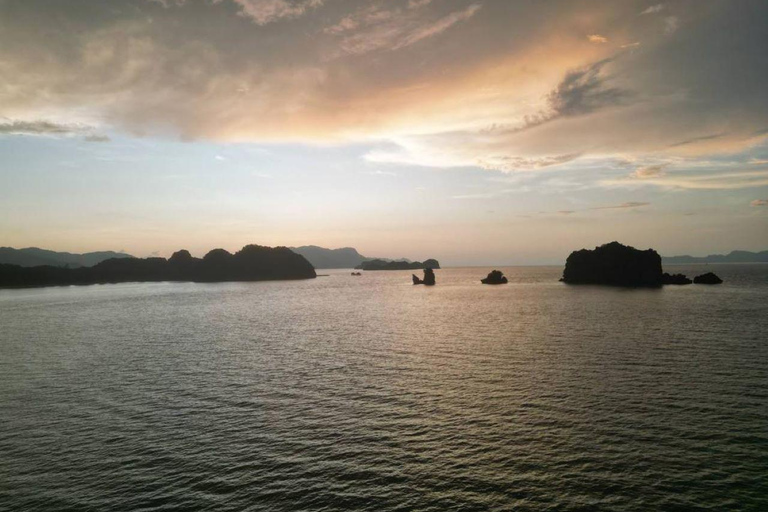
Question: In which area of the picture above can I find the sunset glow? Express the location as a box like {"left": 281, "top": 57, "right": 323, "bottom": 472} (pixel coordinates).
{"left": 1, "top": 0, "right": 766, "bottom": 263}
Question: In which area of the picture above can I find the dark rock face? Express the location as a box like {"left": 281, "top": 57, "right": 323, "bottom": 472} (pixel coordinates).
{"left": 412, "top": 268, "right": 436, "bottom": 286}
{"left": 662, "top": 272, "right": 692, "bottom": 285}
{"left": 357, "top": 259, "right": 440, "bottom": 271}
{"left": 481, "top": 270, "right": 508, "bottom": 285}
{"left": 0, "top": 244, "right": 316, "bottom": 288}
{"left": 693, "top": 272, "right": 723, "bottom": 284}
{"left": 562, "top": 241, "right": 663, "bottom": 287}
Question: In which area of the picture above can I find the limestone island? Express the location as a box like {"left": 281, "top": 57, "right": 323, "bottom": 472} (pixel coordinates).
{"left": 412, "top": 268, "right": 436, "bottom": 286}
{"left": 693, "top": 272, "right": 723, "bottom": 284}
{"left": 561, "top": 241, "right": 722, "bottom": 287}
{"left": 357, "top": 258, "right": 440, "bottom": 271}
{"left": 481, "top": 270, "right": 508, "bottom": 285}
{"left": 0, "top": 244, "right": 317, "bottom": 288}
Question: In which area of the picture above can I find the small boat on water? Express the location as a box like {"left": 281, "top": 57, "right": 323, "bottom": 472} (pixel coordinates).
{"left": 351, "top": 272, "right": 362, "bottom": 276}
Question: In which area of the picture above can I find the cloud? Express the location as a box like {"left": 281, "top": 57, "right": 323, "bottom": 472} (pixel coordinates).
{"left": 641, "top": 4, "right": 665, "bottom": 15}
{"left": 0, "top": 119, "right": 82, "bottom": 136}
{"left": 150, "top": 0, "right": 323, "bottom": 24}
{"left": 222, "top": 0, "right": 323, "bottom": 25}
{"left": 668, "top": 132, "right": 727, "bottom": 148}
{"left": 326, "top": 2, "right": 481, "bottom": 55}
{"left": 604, "top": 169, "right": 768, "bottom": 190}
{"left": 587, "top": 34, "right": 608, "bottom": 44}
{"left": 631, "top": 164, "right": 667, "bottom": 178}
{"left": 546, "top": 58, "right": 632, "bottom": 118}
{"left": 477, "top": 153, "right": 581, "bottom": 172}
{"left": 0, "top": 0, "right": 766, "bottom": 171}
{"left": 664, "top": 16, "right": 679, "bottom": 34}
{"left": 751, "top": 199, "right": 768, "bottom": 207}
{"left": 394, "top": 4, "right": 481, "bottom": 50}
{"left": 473, "top": 57, "right": 633, "bottom": 136}
{"left": 0, "top": 119, "right": 108, "bottom": 142}
{"left": 592, "top": 201, "right": 650, "bottom": 209}
{"left": 363, "top": 169, "right": 398, "bottom": 176}
{"left": 84, "top": 134, "right": 111, "bottom": 142}
{"left": 452, "top": 189, "right": 514, "bottom": 200}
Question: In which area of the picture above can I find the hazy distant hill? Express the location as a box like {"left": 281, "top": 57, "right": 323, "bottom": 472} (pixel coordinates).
{"left": 290, "top": 246, "right": 368, "bottom": 269}
{"left": 290, "top": 246, "right": 413, "bottom": 269}
{"left": 663, "top": 250, "right": 768, "bottom": 264}
{"left": 0, "top": 247, "right": 133, "bottom": 268}
{"left": 355, "top": 258, "right": 440, "bottom": 271}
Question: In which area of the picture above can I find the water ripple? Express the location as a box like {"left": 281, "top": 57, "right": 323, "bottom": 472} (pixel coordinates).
{"left": 1, "top": 265, "right": 767, "bottom": 511}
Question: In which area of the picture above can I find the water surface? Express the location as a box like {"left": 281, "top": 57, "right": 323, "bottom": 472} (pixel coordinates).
{"left": 1, "top": 265, "right": 767, "bottom": 511}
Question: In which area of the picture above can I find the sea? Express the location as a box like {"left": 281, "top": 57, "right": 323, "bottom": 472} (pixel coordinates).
{"left": 1, "top": 265, "right": 767, "bottom": 511}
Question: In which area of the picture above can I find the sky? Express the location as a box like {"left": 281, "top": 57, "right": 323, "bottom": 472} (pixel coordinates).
{"left": 0, "top": 0, "right": 767, "bottom": 265}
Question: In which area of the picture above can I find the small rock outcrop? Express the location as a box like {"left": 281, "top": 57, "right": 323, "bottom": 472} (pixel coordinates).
{"left": 561, "top": 241, "right": 663, "bottom": 287}
{"left": 661, "top": 272, "right": 692, "bottom": 285}
{"left": 481, "top": 270, "right": 508, "bottom": 285}
{"left": 412, "top": 268, "right": 436, "bottom": 286}
{"left": 693, "top": 272, "right": 723, "bottom": 284}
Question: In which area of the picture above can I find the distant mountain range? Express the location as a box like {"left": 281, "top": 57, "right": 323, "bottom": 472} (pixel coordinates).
{"left": 0, "top": 247, "right": 133, "bottom": 268}
{"left": 663, "top": 250, "right": 768, "bottom": 264}
{"left": 290, "top": 245, "right": 412, "bottom": 269}
{"left": 8, "top": 245, "right": 761, "bottom": 270}
{"left": 355, "top": 258, "right": 440, "bottom": 271}
{"left": 0, "top": 245, "right": 417, "bottom": 270}
{"left": 289, "top": 246, "right": 368, "bottom": 269}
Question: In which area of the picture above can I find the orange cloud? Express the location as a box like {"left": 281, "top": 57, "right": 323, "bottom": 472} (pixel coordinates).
{"left": 0, "top": 0, "right": 765, "bottom": 171}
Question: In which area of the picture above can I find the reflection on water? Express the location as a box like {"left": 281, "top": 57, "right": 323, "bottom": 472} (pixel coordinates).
{"left": 1, "top": 265, "right": 767, "bottom": 511}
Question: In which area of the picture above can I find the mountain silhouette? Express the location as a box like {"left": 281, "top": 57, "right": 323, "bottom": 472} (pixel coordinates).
{"left": 356, "top": 259, "right": 440, "bottom": 271}
{"left": 290, "top": 246, "right": 369, "bottom": 269}
{"left": 0, "top": 244, "right": 315, "bottom": 288}
{"left": 663, "top": 250, "right": 768, "bottom": 264}
{"left": 0, "top": 247, "right": 133, "bottom": 268}
{"left": 290, "top": 245, "right": 418, "bottom": 269}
